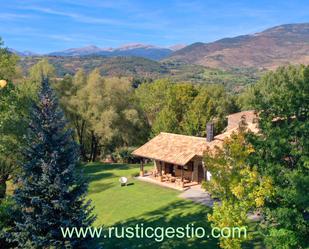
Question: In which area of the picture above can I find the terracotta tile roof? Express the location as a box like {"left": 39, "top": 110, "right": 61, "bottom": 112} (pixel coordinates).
{"left": 132, "top": 111, "right": 259, "bottom": 166}
{"left": 132, "top": 132, "right": 224, "bottom": 166}
{"left": 226, "top": 110, "right": 258, "bottom": 131}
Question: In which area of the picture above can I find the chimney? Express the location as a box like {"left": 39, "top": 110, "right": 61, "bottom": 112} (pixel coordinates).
{"left": 206, "top": 122, "right": 214, "bottom": 142}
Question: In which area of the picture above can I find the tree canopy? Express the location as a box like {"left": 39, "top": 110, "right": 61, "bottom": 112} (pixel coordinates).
{"left": 247, "top": 65, "right": 309, "bottom": 248}
{"left": 135, "top": 79, "right": 238, "bottom": 137}
{"left": 0, "top": 38, "right": 19, "bottom": 81}
{"left": 204, "top": 131, "right": 273, "bottom": 249}
{"left": 54, "top": 68, "right": 149, "bottom": 161}
{"left": 0, "top": 41, "right": 32, "bottom": 199}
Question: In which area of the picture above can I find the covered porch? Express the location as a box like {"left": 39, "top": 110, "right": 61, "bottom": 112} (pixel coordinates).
{"left": 139, "top": 158, "right": 206, "bottom": 189}
{"left": 132, "top": 132, "right": 214, "bottom": 189}
{"left": 137, "top": 172, "right": 198, "bottom": 190}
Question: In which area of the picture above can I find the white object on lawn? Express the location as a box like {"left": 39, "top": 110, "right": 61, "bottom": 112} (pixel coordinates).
{"left": 206, "top": 171, "right": 212, "bottom": 181}
{"left": 119, "top": 177, "right": 128, "bottom": 186}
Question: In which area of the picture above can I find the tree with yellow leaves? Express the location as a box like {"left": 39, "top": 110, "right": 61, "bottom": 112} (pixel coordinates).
{"left": 0, "top": 80, "right": 7, "bottom": 89}
{"left": 203, "top": 131, "right": 273, "bottom": 249}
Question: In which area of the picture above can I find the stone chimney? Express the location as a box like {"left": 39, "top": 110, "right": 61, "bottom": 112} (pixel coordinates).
{"left": 206, "top": 122, "right": 214, "bottom": 142}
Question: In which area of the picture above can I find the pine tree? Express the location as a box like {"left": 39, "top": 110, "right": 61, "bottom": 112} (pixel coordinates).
{"left": 13, "top": 78, "right": 95, "bottom": 248}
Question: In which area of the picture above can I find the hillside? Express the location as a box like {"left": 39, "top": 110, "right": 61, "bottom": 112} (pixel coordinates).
{"left": 19, "top": 56, "right": 169, "bottom": 78}
{"left": 13, "top": 23, "right": 309, "bottom": 69}
{"left": 166, "top": 23, "right": 309, "bottom": 69}
{"left": 19, "top": 56, "right": 260, "bottom": 92}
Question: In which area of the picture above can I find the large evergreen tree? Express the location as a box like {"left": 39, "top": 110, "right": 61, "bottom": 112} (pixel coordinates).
{"left": 13, "top": 78, "right": 95, "bottom": 248}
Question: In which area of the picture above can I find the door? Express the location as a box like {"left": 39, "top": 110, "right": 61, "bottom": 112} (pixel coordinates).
{"left": 165, "top": 163, "right": 175, "bottom": 176}
{"left": 198, "top": 164, "right": 204, "bottom": 183}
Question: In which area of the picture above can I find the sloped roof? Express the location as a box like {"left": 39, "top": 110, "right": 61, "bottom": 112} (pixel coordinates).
{"left": 132, "top": 111, "right": 258, "bottom": 166}
{"left": 226, "top": 110, "right": 258, "bottom": 131}
{"left": 132, "top": 132, "right": 224, "bottom": 166}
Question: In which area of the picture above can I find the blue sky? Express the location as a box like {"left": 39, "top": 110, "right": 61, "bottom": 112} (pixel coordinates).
{"left": 1, "top": 0, "right": 308, "bottom": 53}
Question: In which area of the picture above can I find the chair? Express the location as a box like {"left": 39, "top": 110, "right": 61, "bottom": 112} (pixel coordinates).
{"left": 175, "top": 177, "right": 181, "bottom": 186}
{"left": 165, "top": 174, "right": 171, "bottom": 182}
{"left": 183, "top": 177, "right": 190, "bottom": 184}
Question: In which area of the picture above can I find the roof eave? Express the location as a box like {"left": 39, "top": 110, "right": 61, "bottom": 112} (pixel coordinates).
{"left": 132, "top": 152, "right": 200, "bottom": 166}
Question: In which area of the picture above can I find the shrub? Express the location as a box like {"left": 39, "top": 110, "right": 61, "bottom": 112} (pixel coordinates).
{"left": 131, "top": 172, "right": 140, "bottom": 178}
{"left": 113, "top": 147, "right": 139, "bottom": 163}
{"left": 0, "top": 197, "right": 19, "bottom": 248}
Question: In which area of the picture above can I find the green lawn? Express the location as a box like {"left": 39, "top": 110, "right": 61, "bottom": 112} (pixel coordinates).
{"left": 84, "top": 162, "right": 219, "bottom": 249}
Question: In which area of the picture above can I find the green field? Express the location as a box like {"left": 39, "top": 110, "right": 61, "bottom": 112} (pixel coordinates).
{"left": 84, "top": 163, "right": 218, "bottom": 249}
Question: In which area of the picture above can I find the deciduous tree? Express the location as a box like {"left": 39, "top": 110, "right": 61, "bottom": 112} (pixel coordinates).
{"left": 0, "top": 80, "right": 33, "bottom": 199}
{"left": 248, "top": 65, "right": 309, "bottom": 248}
{"left": 0, "top": 37, "right": 20, "bottom": 81}
{"left": 29, "top": 58, "right": 55, "bottom": 83}
{"left": 56, "top": 69, "right": 149, "bottom": 161}
{"left": 204, "top": 131, "right": 273, "bottom": 249}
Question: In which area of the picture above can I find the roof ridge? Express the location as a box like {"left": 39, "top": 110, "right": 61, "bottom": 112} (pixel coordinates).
{"left": 227, "top": 110, "right": 256, "bottom": 117}
{"left": 160, "top": 132, "right": 206, "bottom": 140}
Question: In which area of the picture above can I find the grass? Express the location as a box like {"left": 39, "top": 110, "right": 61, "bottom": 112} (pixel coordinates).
{"left": 5, "top": 162, "right": 263, "bottom": 248}
{"left": 84, "top": 162, "right": 219, "bottom": 249}
{"left": 85, "top": 162, "right": 179, "bottom": 226}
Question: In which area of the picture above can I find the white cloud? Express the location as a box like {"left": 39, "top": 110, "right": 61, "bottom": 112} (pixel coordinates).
{"left": 0, "top": 13, "right": 36, "bottom": 20}
{"left": 18, "top": 6, "right": 124, "bottom": 25}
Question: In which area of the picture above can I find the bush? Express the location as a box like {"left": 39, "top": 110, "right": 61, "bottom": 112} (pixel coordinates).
{"left": 201, "top": 180, "right": 207, "bottom": 190}
{"left": 0, "top": 197, "right": 19, "bottom": 248}
{"left": 131, "top": 170, "right": 148, "bottom": 178}
{"left": 131, "top": 172, "right": 140, "bottom": 178}
{"left": 112, "top": 147, "right": 140, "bottom": 163}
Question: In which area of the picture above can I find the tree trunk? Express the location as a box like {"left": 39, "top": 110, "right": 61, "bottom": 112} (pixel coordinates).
{"left": 78, "top": 120, "right": 87, "bottom": 161}
{"left": 90, "top": 131, "right": 94, "bottom": 162}
{"left": 92, "top": 136, "right": 99, "bottom": 162}
{"left": 0, "top": 175, "right": 9, "bottom": 199}
{"left": 74, "top": 118, "right": 88, "bottom": 162}
{"left": 89, "top": 131, "right": 99, "bottom": 162}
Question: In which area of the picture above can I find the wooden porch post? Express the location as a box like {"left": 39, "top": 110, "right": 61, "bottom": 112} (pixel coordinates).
{"left": 202, "top": 161, "right": 207, "bottom": 181}
{"left": 159, "top": 161, "right": 163, "bottom": 182}
{"left": 181, "top": 165, "right": 184, "bottom": 188}
{"left": 140, "top": 158, "right": 144, "bottom": 177}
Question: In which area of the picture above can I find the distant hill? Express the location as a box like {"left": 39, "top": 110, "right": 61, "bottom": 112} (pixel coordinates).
{"left": 47, "top": 45, "right": 103, "bottom": 57}
{"left": 19, "top": 56, "right": 260, "bottom": 92}
{"left": 8, "top": 48, "right": 38, "bottom": 57}
{"left": 19, "top": 56, "right": 169, "bottom": 78}
{"left": 166, "top": 23, "right": 309, "bottom": 69}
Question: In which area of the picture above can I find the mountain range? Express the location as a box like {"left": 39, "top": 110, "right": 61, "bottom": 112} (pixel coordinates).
{"left": 8, "top": 48, "right": 39, "bottom": 57}
{"left": 13, "top": 23, "right": 309, "bottom": 70}
{"left": 167, "top": 23, "right": 309, "bottom": 69}
{"left": 48, "top": 43, "right": 178, "bottom": 60}
{"left": 12, "top": 43, "right": 185, "bottom": 60}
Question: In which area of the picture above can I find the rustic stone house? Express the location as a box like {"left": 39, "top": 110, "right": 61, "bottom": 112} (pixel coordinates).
{"left": 132, "top": 110, "right": 258, "bottom": 188}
